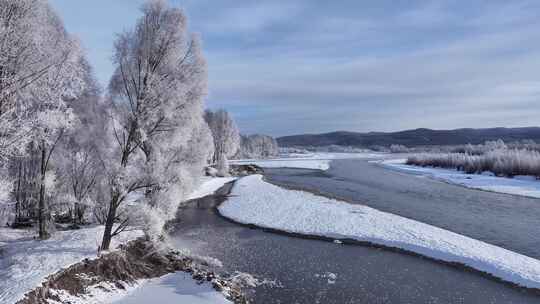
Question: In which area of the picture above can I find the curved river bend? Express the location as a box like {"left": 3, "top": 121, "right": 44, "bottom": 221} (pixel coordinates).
{"left": 169, "top": 159, "right": 540, "bottom": 303}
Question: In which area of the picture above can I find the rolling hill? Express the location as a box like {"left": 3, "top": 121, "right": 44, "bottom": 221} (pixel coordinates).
{"left": 277, "top": 127, "right": 540, "bottom": 147}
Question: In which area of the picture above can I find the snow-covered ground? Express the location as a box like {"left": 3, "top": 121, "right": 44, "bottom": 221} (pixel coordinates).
{"left": 46, "top": 272, "right": 232, "bottom": 304}
{"left": 231, "top": 152, "right": 385, "bottom": 170}
{"left": 0, "top": 226, "right": 143, "bottom": 304}
{"left": 49, "top": 280, "right": 141, "bottom": 304}
{"left": 110, "top": 272, "right": 232, "bottom": 304}
{"left": 188, "top": 177, "right": 236, "bottom": 200}
{"left": 379, "top": 158, "right": 540, "bottom": 199}
{"left": 61, "top": 177, "right": 235, "bottom": 304}
{"left": 219, "top": 175, "right": 540, "bottom": 289}
{"left": 0, "top": 177, "right": 239, "bottom": 304}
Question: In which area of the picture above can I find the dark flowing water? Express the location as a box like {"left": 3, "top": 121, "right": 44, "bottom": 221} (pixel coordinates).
{"left": 169, "top": 160, "right": 540, "bottom": 303}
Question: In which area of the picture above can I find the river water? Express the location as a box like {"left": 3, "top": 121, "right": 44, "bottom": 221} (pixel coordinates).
{"left": 169, "top": 159, "right": 540, "bottom": 303}
{"left": 265, "top": 159, "right": 540, "bottom": 259}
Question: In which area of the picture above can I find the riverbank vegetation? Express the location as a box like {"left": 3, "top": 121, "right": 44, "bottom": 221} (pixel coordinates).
{"left": 16, "top": 238, "right": 247, "bottom": 304}
{"left": 406, "top": 140, "right": 540, "bottom": 178}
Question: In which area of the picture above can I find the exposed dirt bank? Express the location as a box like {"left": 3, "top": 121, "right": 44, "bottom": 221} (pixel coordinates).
{"left": 17, "top": 238, "right": 247, "bottom": 304}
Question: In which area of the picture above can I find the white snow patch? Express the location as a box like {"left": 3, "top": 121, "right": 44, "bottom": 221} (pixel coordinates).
{"left": 111, "top": 272, "right": 232, "bottom": 304}
{"left": 0, "top": 226, "right": 143, "bottom": 304}
{"left": 48, "top": 280, "right": 141, "bottom": 304}
{"left": 378, "top": 159, "right": 540, "bottom": 198}
{"left": 188, "top": 177, "right": 236, "bottom": 200}
{"left": 219, "top": 175, "right": 540, "bottom": 289}
{"left": 231, "top": 152, "right": 384, "bottom": 170}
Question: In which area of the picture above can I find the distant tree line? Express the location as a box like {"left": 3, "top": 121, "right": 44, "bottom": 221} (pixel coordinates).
{"left": 235, "top": 134, "right": 279, "bottom": 159}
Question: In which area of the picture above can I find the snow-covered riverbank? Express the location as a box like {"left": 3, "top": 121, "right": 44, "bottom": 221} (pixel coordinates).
{"left": 219, "top": 175, "right": 540, "bottom": 289}
{"left": 188, "top": 177, "right": 236, "bottom": 200}
{"left": 0, "top": 177, "right": 240, "bottom": 304}
{"left": 0, "top": 226, "right": 143, "bottom": 304}
{"left": 111, "top": 272, "right": 232, "bottom": 304}
{"left": 232, "top": 152, "right": 540, "bottom": 199}
{"left": 49, "top": 273, "right": 233, "bottom": 304}
{"left": 230, "top": 152, "right": 385, "bottom": 170}
{"left": 378, "top": 159, "right": 540, "bottom": 198}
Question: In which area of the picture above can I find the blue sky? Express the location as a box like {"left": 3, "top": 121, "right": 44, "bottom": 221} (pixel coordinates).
{"left": 50, "top": 0, "right": 540, "bottom": 136}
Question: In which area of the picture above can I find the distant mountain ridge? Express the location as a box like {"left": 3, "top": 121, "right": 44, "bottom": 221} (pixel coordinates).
{"left": 277, "top": 127, "right": 540, "bottom": 147}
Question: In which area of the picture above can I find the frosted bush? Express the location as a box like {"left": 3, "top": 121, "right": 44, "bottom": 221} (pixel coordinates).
{"left": 407, "top": 149, "right": 540, "bottom": 177}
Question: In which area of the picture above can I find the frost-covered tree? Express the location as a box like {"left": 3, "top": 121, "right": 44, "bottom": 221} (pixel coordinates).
{"left": 28, "top": 12, "right": 85, "bottom": 240}
{"left": 100, "top": 0, "right": 210, "bottom": 250}
{"left": 204, "top": 109, "right": 240, "bottom": 175}
{"left": 9, "top": 144, "right": 40, "bottom": 225}
{"left": 0, "top": 0, "right": 43, "bottom": 213}
{"left": 0, "top": 0, "right": 42, "bottom": 160}
{"left": 0, "top": 0, "right": 86, "bottom": 237}
{"left": 54, "top": 59, "right": 105, "bottom": 225}
{"left": 235, "top": 134, "right": 279, "bottom": 159}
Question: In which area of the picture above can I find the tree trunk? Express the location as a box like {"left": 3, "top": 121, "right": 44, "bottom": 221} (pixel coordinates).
{"left": 15, "top": 162, "right": 22, "bottom": 222}
{"left": 38, "top": 143, "right": 50, "bottom": 240}
{"left": 75, "top": 203, "right": 84, "bottom": 225}
{"left": 100, "top": 194, "right": 118, "bottom": 251}
{"left": 101, "top": 124, "right": 135, "bottom": 251}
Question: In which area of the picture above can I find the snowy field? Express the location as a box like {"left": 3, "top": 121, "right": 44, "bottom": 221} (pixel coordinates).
{"left": 219, "top": 175, "right": 540, "bottom": 289}
{"left": 379, "top": 159, "right": 540, "bottom": 198}
{"left": 0, "top": 226, "right": 143, "bottom": 304}
{"left": 230, "top": 152, "right": 385, "bottom": 170}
